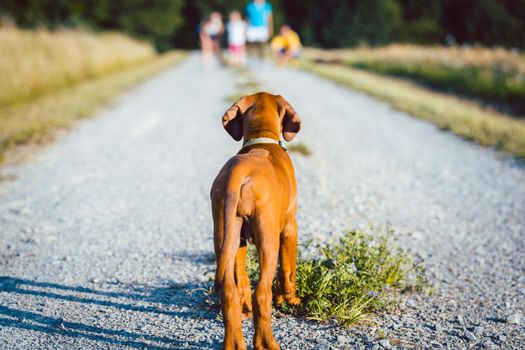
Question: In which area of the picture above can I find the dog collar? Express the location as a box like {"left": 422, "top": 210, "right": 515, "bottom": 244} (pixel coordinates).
{"left": 242, "top": 137, "right": 287, "bottom": 151}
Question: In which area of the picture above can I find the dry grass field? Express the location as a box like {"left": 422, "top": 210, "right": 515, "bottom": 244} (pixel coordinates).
{"left": 0, "top": 25, "right": 156, "bottom": 107}
{"left": 0, "top": 26, "right": 185, "bottom": 162}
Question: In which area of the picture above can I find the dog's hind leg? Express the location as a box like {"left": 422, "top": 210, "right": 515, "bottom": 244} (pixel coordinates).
{"left": 252, "top": 214, "right": 280, "bottom": 350}
{"left": 235, "top": 237, "right": 252, "bottom": 319}
{"left": 217, "top": 216, "right": 246, "bottom": 350}
{"left": 276, "top": 215, "right": 301, "bottom": 306}
{"left": 213, "top": 196, "right": 246, "bottom": 350}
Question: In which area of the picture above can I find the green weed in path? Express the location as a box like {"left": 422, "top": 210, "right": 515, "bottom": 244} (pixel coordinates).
{"left": 247, "top": 228, "right": 426, "bottom": 326}
{"left": 287, "top": 142, "right": 312, "bottom": 156}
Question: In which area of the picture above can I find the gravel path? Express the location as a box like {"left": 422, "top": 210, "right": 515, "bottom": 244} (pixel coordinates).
{"left": 1, "top": 54, "right": 524, "bottom": 349}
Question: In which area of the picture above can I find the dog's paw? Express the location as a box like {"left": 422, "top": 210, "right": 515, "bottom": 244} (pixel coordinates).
{"left": 223, "top": 333, "right": 247, "bottom": 350}
{"left": 254, "top": 335, "right": 280, "bottom": 350}
{"left": 275, "top": 293, "right": 301, "bottom": 306}
{"left": 285, "top": 296, "right": 301, "bottom": 306}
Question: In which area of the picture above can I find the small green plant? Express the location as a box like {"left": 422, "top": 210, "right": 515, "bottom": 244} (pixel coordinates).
{"left": 287, "top": 142, "right": 312, "bottom": 156}
{"left": 236, "top": 80, "right": 260, "bottom": 91}
{"left": 225, "top": 93, "right": 245, "bottom": 103}
{"left": 225, "top": 69, "right": 261, "bottom": 104}
{"left": 246, "top": 228, "right": 426, "bottom": 326}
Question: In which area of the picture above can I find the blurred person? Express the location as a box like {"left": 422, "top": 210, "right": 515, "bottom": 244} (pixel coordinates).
{"left": 207, "top": 12, "right": 225, "bottom": 64}
{"left": 245, "top": 0, "right": 273, "bottom": 58}
{"left": 199, "top": 18, "right": 213, "bottom": 65}
{"left": 271, "top": 25, "right": 302, "bottom": 66}
{"left": 226, "top": 11, "right": 247, "bottom": 67}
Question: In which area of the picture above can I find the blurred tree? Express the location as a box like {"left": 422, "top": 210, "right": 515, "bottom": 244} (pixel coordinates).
{"left": 283, "top": 0, "right": 394, "bottom": 47}
{"left": 384, "top": 0, "right": 404, "bottom": 41}
{"left": 116, "top": 0, "right": 184, "bottom": 51}
{"left": 1, "top": 0, "right": 524, "bottom": 49}
{"left": 395, "top": 0, "right": 442, "bottom": 43}
{"left": 442, "top": 0, "right": 525, "bottom": 48}
{"left": 0, "top": 0, "right": 184, "bottom": 51}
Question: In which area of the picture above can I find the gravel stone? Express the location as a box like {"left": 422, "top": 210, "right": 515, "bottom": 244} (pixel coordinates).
{"left": 473, "top": 326, "right": 484, "bottom": 335}
{"left": 506, "top": 313, "right": 522, "bottom": 325}
{"left": 465, "top": 330, "right": 476, "bottom": 341}
{"left": 483, "top": 340, "right": 496, "bottom": 349}
{"left": 456, "top": 314, "right": 465, "bottom": 325}
{"left": 0, "top": 54, "right": 524, "bottom": 349}
{"left": 434, "top": 323, "right": 442, "bottom": 333}
{"left": 378, "top": 339, "right": 391, "bottom": 349}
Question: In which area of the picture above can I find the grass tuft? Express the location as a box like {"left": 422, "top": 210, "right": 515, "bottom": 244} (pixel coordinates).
{"left": 225, "top": 93, "right": 246, "bottom": 104}
{"left": 226, "top": 68, "right": 261, "bottom": 104}
{"left": 246, "top": 228, "right": 426, "bottom": 326}
{"left": 287, "top": 142, "right": 312, "bottom": 156}
{"left": 291, "top": 229, "right": 426, "bottom": 325}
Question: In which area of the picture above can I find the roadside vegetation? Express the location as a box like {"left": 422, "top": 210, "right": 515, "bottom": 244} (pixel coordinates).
{"left": 0, "top": 26, "right": 185, "bottom": 162}
{"left": 302, "top": 47, "right": 525, "bottom": 160}
{"left": 246, "top": 228, "right": 426, "bottom": 326}
{"left": 0, "top": 25, "right": 156, "bottom": 106}
{"left": 309, "top": 45, "right": 525, "bottom": 114}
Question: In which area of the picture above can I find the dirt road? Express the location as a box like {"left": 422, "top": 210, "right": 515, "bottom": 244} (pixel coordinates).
{"left": 1, "top": 54, "right": 523, "bottom": 349}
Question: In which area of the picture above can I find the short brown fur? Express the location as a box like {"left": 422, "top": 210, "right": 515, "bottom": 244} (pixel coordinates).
{"left": 211, "top": 92, "right": 302, "bottom": 350}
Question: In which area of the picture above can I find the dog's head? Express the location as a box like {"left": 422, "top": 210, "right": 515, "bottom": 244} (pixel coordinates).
{"left": 222, "top": 92, "right": 301, "bottom": 142}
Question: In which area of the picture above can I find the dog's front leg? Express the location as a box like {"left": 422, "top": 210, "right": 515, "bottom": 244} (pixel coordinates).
{"left": 253, "top": 219, "right": 280, "bottom": 350}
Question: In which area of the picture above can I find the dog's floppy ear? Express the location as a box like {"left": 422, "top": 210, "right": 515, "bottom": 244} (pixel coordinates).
{"left": 278, "top": 96, "right": 302, "bottom": 142}
{"left": 222, "top": 96, "right": 252, "bottom": 141}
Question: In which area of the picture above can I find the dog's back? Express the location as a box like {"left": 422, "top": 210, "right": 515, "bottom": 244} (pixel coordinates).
{"left": 211, "top": 92, "right": 301, "bottom": 350}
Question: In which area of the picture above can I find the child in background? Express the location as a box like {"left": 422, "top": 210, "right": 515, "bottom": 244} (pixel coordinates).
{"left": 271, "top": 25, "right": 302, "bottom": 66}
{"left": 199, "top": 19, "right": 213, "bottom": 65}
{"left": 245, "top": 0, "right": 273, "bottom": 58}
{"left": 227, "top": 11, "right": 247, "bottom": 67}
{"left": 207, "top": 12, "right": 225, "bottom": 64}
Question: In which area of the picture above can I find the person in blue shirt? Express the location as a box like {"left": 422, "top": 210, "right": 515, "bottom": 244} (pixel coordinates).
{"left": 245, "top": 0, "right": 273, "bottom": 57}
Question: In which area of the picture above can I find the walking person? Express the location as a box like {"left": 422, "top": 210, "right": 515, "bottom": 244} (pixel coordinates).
{"left": 199, "top": 18, "right": 213, "bottom": 65}
{"left": 207, "top": 12, "right": 225, "bottom": 65}
{"left": 226, "top": 11, "right": 247, "bottom": 67}
{"left": 245, "top": 0, "right": 273, "bottom": 58}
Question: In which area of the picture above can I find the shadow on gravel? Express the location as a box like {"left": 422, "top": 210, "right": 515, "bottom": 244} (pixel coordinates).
{"left": 0, "top": 276, "right": 219, "bottom": 349}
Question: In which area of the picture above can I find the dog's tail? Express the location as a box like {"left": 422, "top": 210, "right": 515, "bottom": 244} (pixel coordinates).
{"left": 214, "top": 167, "right": 244, "bottom": 293}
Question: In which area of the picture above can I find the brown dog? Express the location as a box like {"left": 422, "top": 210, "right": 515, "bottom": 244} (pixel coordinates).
{"left": 211, "top": 92, "right": 302, "bottom": 350}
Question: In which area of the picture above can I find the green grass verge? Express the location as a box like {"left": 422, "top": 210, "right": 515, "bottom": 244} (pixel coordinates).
{"left": 0, "top": 51, "right": 186, "bottom": 163}
{"left": 246, "top": 228, "right": 426, "bottom": 326}
{"left": 302, "top": 61, "right": 525, "bottom": 160}
{"left": 348, "top": 61, "right": 525, "bottom": 113}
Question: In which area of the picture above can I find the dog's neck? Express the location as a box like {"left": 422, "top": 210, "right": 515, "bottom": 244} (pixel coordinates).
{"left": 242, "top": 137, "right": 286, "bottom": 151}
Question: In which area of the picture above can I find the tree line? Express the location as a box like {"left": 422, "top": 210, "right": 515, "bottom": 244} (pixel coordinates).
{"left": 1, "top": 0, "right": 524, "bottom": 51}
